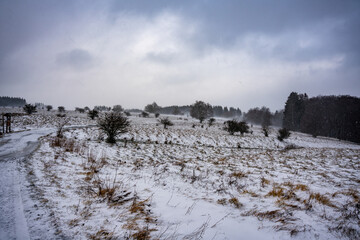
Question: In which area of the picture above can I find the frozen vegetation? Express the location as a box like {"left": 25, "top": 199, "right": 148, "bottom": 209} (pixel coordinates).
{"left": 1, "top": 109, "right": 359, "bottom": 239}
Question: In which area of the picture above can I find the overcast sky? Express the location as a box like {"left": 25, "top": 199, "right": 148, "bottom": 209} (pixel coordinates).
{"left": 0, "top": 0, "right": 359, "bottom": 111}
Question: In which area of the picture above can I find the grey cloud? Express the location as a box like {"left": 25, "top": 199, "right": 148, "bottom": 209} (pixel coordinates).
{"left": 1, "top": 0, "right": 359, "bottom": 110}
{"left": 0, "top": 0, "right": 81, "bottom": 65}
{"left": 145, "top": 52, "right": 178, "bottom": 64}
{"left": 56, "top": 49, "right": 94, "bottom": 70}
{"left": 110, "top": 0, "right": 360, "bottom": 65}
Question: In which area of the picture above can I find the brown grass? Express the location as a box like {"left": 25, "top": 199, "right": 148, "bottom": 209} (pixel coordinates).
{"left": 266, "top": 185, "right": 285, "bottom": 198}
{"left": 260, "top": 177, "right": 270, "bottom": 187}
{"left": 89, "top": 229, "right": 115, "bottom": 240}
{"left": 231, "top": 170, "right": 247, "bottom": 178}
{"left": 254, "top": 209, "right": 282, "bottom": 221}
{"left": 217, "top": 198, "right": 227, "bottom": 205}
{"left": 229, "top": 197, "right": 243, "bottom": 208}
{"left": 294, "top": 184, "right": 309, "bottom": 192}
{"left": 132, "top": 227, "right": 157, "bottom": 240}
{"left": 309, "top": 192, "right": 337, "bottom": 208}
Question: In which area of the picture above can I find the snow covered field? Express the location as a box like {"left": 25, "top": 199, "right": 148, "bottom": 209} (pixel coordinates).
{"left": 1, "top": 111, "right": 359, "bottom": 239}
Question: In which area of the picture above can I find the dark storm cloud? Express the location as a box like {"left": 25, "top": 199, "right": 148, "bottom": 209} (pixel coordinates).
{"left": 110, "top": 0, "right": 360, "bottom": 63}
{"left": 1, "top": 0, "right": 359, "bottom": 66}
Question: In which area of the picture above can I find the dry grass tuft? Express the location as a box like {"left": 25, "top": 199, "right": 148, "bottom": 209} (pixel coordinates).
{"left": 130, "top": 197, "right": 150, "bottom": 214}
{"left": 266, "top": 185, "right": 285, "bottom": 198}
{"left": 89, "top": 229, "right": 115, "bottom": 240}
{"left": 294, "top": 184, "right": 309, "bottom": 192}
{"left": 253, "top": 209, "right": 282, "bottom": 221}
{"left": 217, "top": 198, "right": 227, "bottom": 205}
{"left": 309, "top": 192, "right": 337, "bottom": 208}
{"left": 231, "top": 170, "right": 247, "bottom": 178}
{"left": 229, "top": 197, "right": 243, "bottom": 208}
{"left": 260, "top": 177, "right": 270, "bottom": 187}
{"left": 131, "top": 227, "right": 157, "bottom": 240}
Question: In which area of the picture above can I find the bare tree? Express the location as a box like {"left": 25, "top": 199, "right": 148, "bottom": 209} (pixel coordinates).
{"left": 141, "top": 111, "right": 149, "bottom": 118}
{"left": 159, "top": 117, "right": 174, "bottom": 129}
{"left": 112, "top": 105, "right": 124, "bottom": 112}
{"left": 58, "top": 106, "right": 65, "bottom": 112}
{"left": 56, "top": 117, "right": 70, "bottom": 138}
{"left": 46, "top": 105, "right": 53, "bottom": 111}
{"left": 190, "top": 101, "right": 213, "bottom": 123}
{"left": 97, "top": 112, "right": 130, "bottom": 143}
{"left": 23, "top": 104, "right": 37, "bottom": 114}
{"left": 144, "top": 102, "right": 161, "bottom": 113}
{"left": 75, "top": 107, "right": 85, "bottom": 113}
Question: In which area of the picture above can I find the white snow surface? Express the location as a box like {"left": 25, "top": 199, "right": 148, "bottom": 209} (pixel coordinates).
{"left": 0, "top": 111, "right": 359, "bottom": 239}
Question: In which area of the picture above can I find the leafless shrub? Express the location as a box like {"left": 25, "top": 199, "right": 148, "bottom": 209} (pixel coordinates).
{"left": 56, "top": 117, "right": 70, "bottom": 138}
{"left": 159, "top": 117, "right": 174, "bottom": 129}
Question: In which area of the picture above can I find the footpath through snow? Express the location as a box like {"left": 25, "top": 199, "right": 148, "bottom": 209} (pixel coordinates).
{"left": 0, "top": 129, "right": 53, "bottom": 239}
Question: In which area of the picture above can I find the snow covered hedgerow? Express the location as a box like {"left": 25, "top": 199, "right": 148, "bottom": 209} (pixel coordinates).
{"left": 97, "top": 112, "right": 130, "bottom": 143}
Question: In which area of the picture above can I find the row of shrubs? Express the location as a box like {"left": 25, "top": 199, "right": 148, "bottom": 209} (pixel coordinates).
{"left": 94, "top": 111, "right": 291, "bottom": 144}
{"left": 24, "top": 103, "right": 291, "bottom": 144}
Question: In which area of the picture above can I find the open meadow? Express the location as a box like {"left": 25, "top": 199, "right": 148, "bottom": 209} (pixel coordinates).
{"left": 2, "top": 110, "right": 358, "bottom": 239}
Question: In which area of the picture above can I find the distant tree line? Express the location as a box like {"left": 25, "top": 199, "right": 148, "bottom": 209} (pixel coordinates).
{"left": 0, "top": 96, "right": 26, "bottom": 107}
{"left": 144, "top": 101, "right": 241, "bottom": 118}
{"left": 283, "top": 92, "right": 360, "bottom": 143}
{"left": 94, "top": 106, "right": 111, "bottom": 112}
{"left": 244, "top": 107, "right": 283, "bottom": 127}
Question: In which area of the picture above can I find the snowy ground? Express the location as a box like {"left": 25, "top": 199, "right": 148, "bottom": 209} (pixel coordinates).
{"left": 0, "top": 111, "right": 359, "bottom": 239}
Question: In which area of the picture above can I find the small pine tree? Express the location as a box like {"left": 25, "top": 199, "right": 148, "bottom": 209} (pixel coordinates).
{"left": 46, "top": 105, "right": 53, "bottom": 111}
{"left": 262, "top": 127, "right": 269, "bottom": 137}
{"left": 97, "top": 112, "right": 130, "bottom": 143}
{"left": 58, "top": 106, "right": 65, "bottom": 112}
{"left": 88, "top": 109, "right": 99, "bottom": 120}
{"left": 208, "top": 118, "right": 216, "bottom": 127}
{"left": 277, "top": 128, "right": 290, "bottom": 141}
